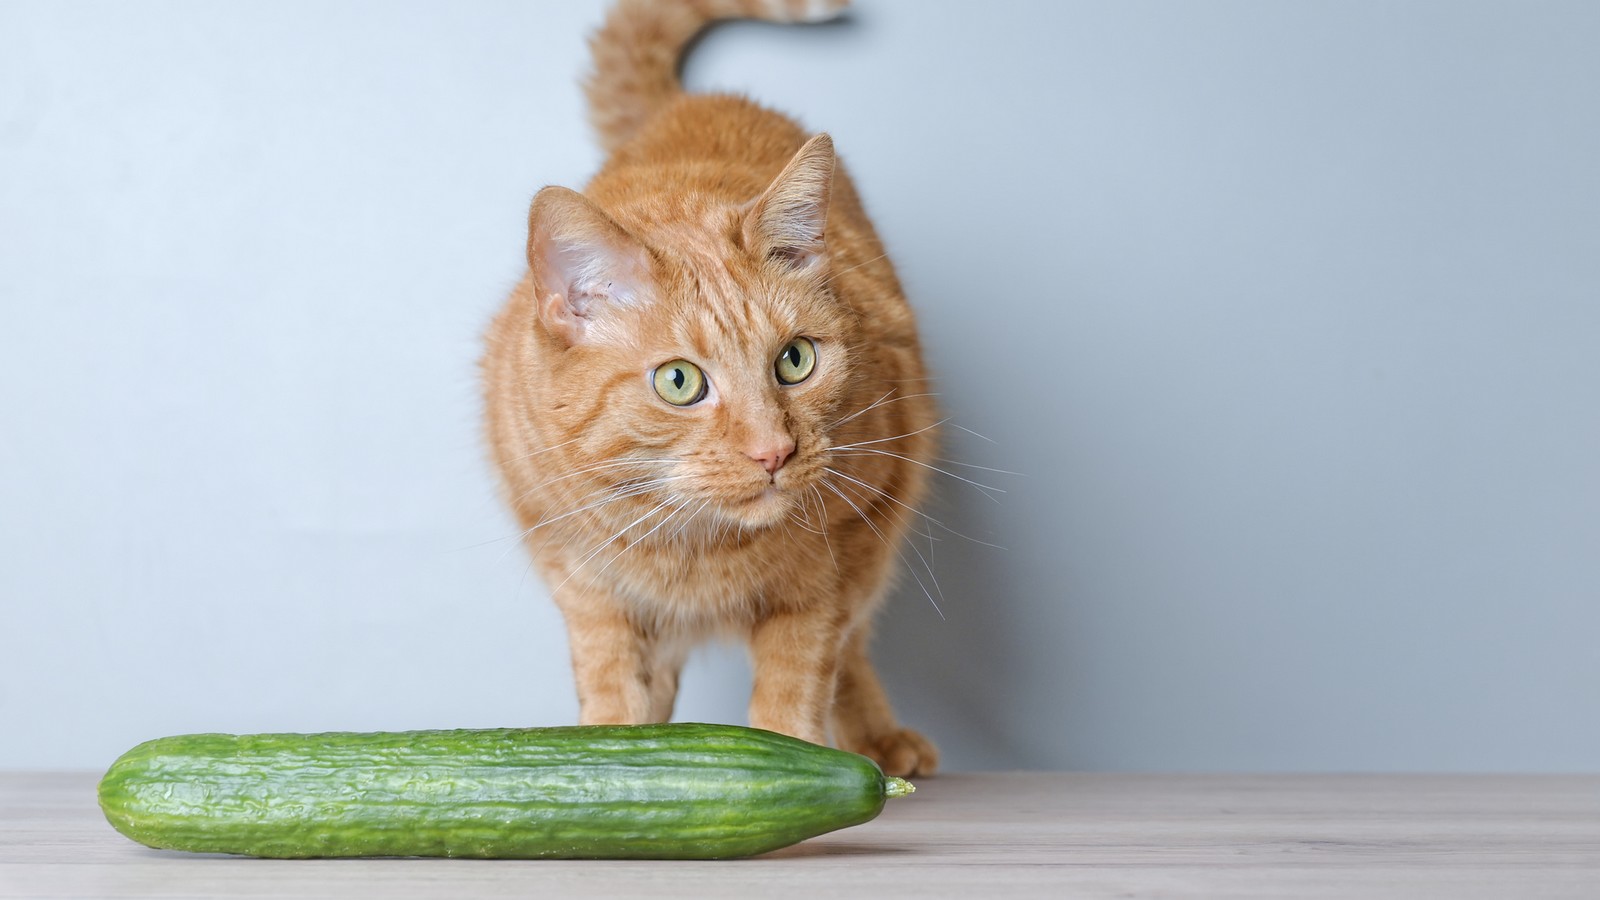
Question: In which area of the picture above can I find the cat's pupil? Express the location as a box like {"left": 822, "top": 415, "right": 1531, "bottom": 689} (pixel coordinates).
{"left": 786, "top": 346, "right": 799, "bottom": 366}
{"left": 671, "top": 368, "right": 685, "bottom": 389}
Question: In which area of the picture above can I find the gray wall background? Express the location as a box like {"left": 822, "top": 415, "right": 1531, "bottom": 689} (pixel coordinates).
{"left": 3, "top": 0, "right": 1597, "bottom": 772}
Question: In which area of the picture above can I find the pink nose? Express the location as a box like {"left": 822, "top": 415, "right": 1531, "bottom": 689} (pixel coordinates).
{"left": 748, "top": 439, "right": 795, "bottom": 475}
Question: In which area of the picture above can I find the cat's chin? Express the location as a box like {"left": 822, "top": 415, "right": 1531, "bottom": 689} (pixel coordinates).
{"left": 722, "top": 485, "right": 796, "bottom": 529}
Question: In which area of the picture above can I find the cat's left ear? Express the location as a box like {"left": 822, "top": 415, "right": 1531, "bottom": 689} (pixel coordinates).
{"left": 743, "top": 133, "right": 835, "bottom": 275}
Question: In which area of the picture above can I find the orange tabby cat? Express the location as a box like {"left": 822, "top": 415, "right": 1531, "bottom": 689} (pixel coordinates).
{"left": 482, "top": 0, "right": 939, "bottom": 776}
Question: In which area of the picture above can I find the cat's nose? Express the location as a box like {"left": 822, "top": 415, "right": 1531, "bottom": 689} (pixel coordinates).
{"left": 747, "top": 438, "right": 795, "bottom": 475}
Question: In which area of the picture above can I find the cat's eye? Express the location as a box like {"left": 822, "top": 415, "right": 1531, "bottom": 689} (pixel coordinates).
{"left": 652, "top": 360, "right": 707, "bottom": 406}
{"left": 775, "top": 338, "right": 817, "bottom": 385}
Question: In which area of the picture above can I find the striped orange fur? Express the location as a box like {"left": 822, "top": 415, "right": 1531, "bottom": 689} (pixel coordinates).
{"left": 482, "top": 0, "right": 938, "bottom": 776}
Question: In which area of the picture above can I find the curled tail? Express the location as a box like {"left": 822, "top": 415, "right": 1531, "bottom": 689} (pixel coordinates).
{"left": 584, "top": 0, "right": 851, "bottom": 153}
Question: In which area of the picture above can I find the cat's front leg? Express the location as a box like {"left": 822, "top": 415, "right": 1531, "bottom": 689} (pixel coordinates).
{"left": 746, "top": 606, "right": 846, "bottom": 745}
{"left": 557, "top": 591, "right": 657, "bottom": 725}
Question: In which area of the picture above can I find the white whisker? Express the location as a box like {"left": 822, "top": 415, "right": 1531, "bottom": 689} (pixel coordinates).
{"left": 500, "top": 435, "right": 584, "bottom": 465}
{"left": 948, "top": 422, "right": 998, "bottom": 444}
{"left": 933, "top": 456, "right": 1026, "bottom": 477}
{"left": 827, "top": 446, "right": 1004, "bottom": 502}
{"left": 826, "top": 417, "right": 950, "bottom": 452}
{"left": 824, "top": 465, "right": 1007, "bottom": 551}
{"left": 812, "top": 484, "right": 838, "bottom": 574}
{"left": 820, "top": 478, "right": 944, "bottom": 620}
{"left": 550, "top": 498, "right": 678, "bottom": 598}
{"left": 587, "top": 497, "right": 691, "bottom": 583}
{"left": 451, "top": 460, "right": 675, "bottom": 554}
{"left": 496, "top": 483, "right": 662, "bottom": 565}
{"left": 822, "top": 251, "right": 889, "bottom": 287}
{"left": 787, "top": 492, "right": 826, "bottom": 535}
{"left": 524, "top": 475, "right": 692, "bottom": 535}
{"left": 829, "top": 390, "right": 940, "bottom": 430}
{"left": 830, "top": 389, "right": 894, "bottom": 428}
{"left": 512, "top": 457, "right": 676, "bottom": 504}
{"left": 831, "top": 475, "right": 946, "bottom": 609}
{"left": 669, "top": 498, "right": 711, "bottom": 543}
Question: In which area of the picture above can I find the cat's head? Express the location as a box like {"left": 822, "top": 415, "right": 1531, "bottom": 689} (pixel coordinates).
{"left": 523, "top": 135, "right": 862, "bottom": 530}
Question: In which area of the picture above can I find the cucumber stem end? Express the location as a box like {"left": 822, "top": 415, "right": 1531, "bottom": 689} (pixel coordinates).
{"left": 885, "top": 777, "right": 915, "bottom": 798}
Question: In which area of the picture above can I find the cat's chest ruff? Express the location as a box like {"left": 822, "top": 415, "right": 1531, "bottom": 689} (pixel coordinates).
{"left": 585, "top": 527, "right": 820, "bottom": 626}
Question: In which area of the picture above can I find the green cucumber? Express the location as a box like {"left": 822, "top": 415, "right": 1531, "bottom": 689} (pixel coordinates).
{"left": 97, "top": 723, "right": 914, "bottom": 859}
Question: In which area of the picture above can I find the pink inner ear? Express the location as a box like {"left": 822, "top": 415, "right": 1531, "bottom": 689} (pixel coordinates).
{"left": 767, "top": 244, "right": 816, "bottom": 267}
{"left": 527, "top": 187, "right": 654, "bottom": 344}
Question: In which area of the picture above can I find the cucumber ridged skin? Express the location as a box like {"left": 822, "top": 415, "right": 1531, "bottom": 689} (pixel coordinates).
{"left": 96, "top": 723, "right": 897, "bottom": 859}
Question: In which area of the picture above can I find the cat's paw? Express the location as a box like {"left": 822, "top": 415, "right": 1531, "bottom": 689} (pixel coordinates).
{"left": 860, "top": 728, "right": 939, "bottom": 777}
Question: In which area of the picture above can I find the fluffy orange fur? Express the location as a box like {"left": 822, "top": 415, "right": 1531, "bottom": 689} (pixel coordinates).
{"left": 482, "top": 0, "right": 939, "bottom": 776}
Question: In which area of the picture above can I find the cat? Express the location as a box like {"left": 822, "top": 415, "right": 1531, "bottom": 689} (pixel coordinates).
{"left": 482, "top": 0, "right": 939, "bottom": 776}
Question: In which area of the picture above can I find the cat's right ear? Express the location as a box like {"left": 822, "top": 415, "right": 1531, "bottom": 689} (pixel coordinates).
{"left": 526, "top": 186, "right": 653, "bottom": 346}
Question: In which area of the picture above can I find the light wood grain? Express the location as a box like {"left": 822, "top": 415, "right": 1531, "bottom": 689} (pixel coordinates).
{"left": 3, "top": 772, "right": 1596, "bottom": 899}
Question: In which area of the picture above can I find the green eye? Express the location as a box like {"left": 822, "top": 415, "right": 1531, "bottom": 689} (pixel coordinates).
{"left": 653, "top": 360, "right": 707, "bottom": 406}
{"left": 775, "top": 338, "right": 817, "bottom": 385}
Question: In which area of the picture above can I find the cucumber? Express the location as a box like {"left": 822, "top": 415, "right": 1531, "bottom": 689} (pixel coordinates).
{"left": 97, "top": 723, "right": 914, "bottom": 859}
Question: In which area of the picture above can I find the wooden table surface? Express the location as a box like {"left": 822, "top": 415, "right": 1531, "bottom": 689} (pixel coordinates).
{"left": 3, "top": 772, "right": 1596, "bottom": 899}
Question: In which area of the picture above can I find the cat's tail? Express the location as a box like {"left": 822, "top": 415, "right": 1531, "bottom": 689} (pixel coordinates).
{"left": 585, "top": 0, "right": 851, "bottom": 153}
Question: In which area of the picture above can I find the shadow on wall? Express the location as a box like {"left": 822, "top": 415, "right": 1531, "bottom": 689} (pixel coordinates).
{"left": 870, "top": 428, "right": 1040, "bottom": 772}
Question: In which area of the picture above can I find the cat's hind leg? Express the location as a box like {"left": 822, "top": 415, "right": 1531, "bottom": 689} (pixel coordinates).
{"left": 830, "top": 628, "right": 940, "bottom": 777}
{"left": 643, "top": 638, "right": 689, "bottom": 724}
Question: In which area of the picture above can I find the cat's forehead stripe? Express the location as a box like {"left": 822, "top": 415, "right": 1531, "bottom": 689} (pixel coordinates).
{"left": 654, "top": 244, "right": 795, "bottom": 357}
{"left": 687, "top": 286, "right": 784, "bottom": 356}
